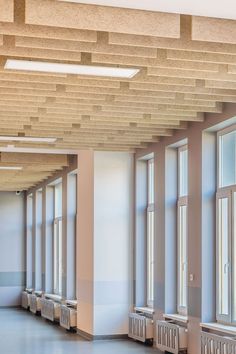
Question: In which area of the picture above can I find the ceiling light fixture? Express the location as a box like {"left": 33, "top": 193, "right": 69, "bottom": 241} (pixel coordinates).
{"left": 0, "top": 136, "right": 57, "bottom": 143}
{"left": 4, "top": 59, "right": 140, "bottom": 78}
{"left": 0, "top": 166, "right": 23, "bottom": 170}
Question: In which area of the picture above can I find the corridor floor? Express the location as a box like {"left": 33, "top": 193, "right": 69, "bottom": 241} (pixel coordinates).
{"left": 0, "top": 308, "right": 157, "bottom": 354}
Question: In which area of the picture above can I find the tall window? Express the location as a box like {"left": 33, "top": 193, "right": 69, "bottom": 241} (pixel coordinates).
{"left": 53, "top": 182, "right": 62, "bottom": 295}
{"left": 217, "top": 127, "right": 236, "bottom": 323}
{"left": 147, "top": 159, "right": 154, "bottom": 307}
{"left": 177, "top": 146, "right": 188, "bottom": 315}
{"left": 26, "top": 194, "right": 33, "bottom": 288}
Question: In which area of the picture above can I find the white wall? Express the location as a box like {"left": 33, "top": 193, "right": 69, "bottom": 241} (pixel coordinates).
{"left": 93, "top": 151, "right": 133, "bottom": 335}
{"left": 0, "top": 192, "right": 25, "bottom": 306}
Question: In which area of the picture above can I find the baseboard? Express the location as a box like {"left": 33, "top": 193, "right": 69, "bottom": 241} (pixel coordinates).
{"left": 77, "top": 328, "right": 128, "bottom": 341}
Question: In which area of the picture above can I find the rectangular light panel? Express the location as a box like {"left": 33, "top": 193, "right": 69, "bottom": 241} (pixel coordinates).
{"left": 0, "top": 136, "right": 57, "bottom": 143}
{"left": 0, "top": 166, "right": 23, "bottom": 170}
{"left": 5, "top": 59, "right": 140, "bottom": 78}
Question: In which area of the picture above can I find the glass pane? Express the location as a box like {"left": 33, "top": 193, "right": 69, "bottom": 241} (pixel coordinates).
{"left": 218, "top": 197, "right": 230, "bottom": 316}
{"left": 178, "top": 205, "right": 187, "bottom": 309}
{"left": 233, "top": 193, "right": 236, "bottom": 320}
{"left": 55, "top": 183, "right": 62, "bottom": 218}
{"left": 26, "top": 195, "right": 33, "bottom": 288}
{"left": 58, "top": 219, "right": 63, "bottom": 296}
{"left": 147, "top": 210, "right": 154, "bottom": 305}
{"left": 53, "top": 221, "right": 58, "bottom": 293}
{"left": 36, "top": 190, "right": 42, "bottom": 290}
{"left": 53, "top": 219, "right": 63, "bottom": 295}
{"left": 219, "top": 131, "right": 236, "bottom": 187}
{"left": 148, "top": 160, "right": 154, "bottom": 204}
{"left": 179, "top": 149, "right": 188, "bottom": 197}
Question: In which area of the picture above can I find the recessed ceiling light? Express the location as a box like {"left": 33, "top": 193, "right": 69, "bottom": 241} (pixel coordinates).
{"left": 0, "top": 136, "right": 57, "bottom": 143}
{"left": 4, "top": 59, "right": 140, "bottom": 78}
{"left": 0, "top": 166, "right": 23, "bottom": 170}
{"left": 0, "top": 146, "right": 78, "bottom": 155}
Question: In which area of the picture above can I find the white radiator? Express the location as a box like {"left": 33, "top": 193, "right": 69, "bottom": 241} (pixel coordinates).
{"left": 41, "top": 298, "right": 61, "bottom": 322}
{"left": 29, "top": 294, "right": 42, "bottom": 314}
{"left": 201, "top": 331, "right": 236, "bottom": 354}
{"left": 60, "top": 305, "right": 77, "bottom": 330}
{"left": 128, "top": 313, "right": 153, "bottom": 342}
{"left": 156, "top": 320, "right": 188, "bottom": 354}
{"left": 22, "top": 291, "right": 30, "bottom": 309}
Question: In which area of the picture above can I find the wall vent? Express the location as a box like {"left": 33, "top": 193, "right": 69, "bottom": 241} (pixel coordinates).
{"left": 29, "top": 294, "right": 42, "bottom": 314}
{"left": 156, "top": 320, "right": 187, "bottom": 354}
{"left": 21, "top": 291, "right": 30, "bottom": 310}
{"left": 60, "top": 305, "right": 77, "bottom": 330}
{"left": 41, "top": 298, "right": 60, "bottom": 322}
{"left": 201, "top": 331, "right": 236, "bottom": 354}
{"left": 128, "top": 313, "right": 153, "bottom": 342}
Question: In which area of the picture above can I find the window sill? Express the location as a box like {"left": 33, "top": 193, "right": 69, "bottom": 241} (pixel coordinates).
{"left": 44, "top": 293, "right": 62, "bottom": 302}
{"left": 66, "top": 299, "right": 77, "bottom": 307}
{"left": 34, "top": 290, "right": 43, "bottom": 296}
{"left": 164, "top": 314, "right": 188, "bottom": 323}
{"left": 25, "top": 288, "right": 33, "bottom": 293}
{"left": 201, "top": 322, "right": 236, "bottom": 335}
{"left": 134, "top": 306, "right": 155, "bottom": 315}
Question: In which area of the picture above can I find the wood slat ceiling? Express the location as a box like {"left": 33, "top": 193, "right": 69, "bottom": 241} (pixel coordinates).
{"left": 0, "top": 0, "right": 235, "bottom": 153}
{"left": 0, "top": 152, "right": 69, "bottom": 191}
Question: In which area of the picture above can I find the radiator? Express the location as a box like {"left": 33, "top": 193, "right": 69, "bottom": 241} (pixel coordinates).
{"left": 201, "top": 331, "right": 236, "bottom": 354}
{"left": 156, "top": 320, "right": 187, "bottom": 354}
{"left": 22, "top": 291, "right": 30, "bottom": 309}
{"left": 41, "top": 298, "right": 61, "bottom": 322}
{"left": 29, "top": 294, "right": 42, "bottom": 314}
{"left": 60, "top": 305, "right": 77, "bottom": 330}
{"left": 128, "top": 313, "right": 153, "bottom": 342}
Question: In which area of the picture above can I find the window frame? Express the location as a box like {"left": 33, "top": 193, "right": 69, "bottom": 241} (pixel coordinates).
{"left": 53, "top": 182, "right": 63, "bottom": 296}
{"left": 177, "top": 145, "right": 188, "bottom": 316}
{"left": 177, "top": 196, "right": 188, "bottom": 316}
{"left": 216, "top": 188, "right": 232, "bottom": 324}
{"left": 26, "top": 193, "right": 33, "bottom": 289}
{"left": 216, "top": 125, "right": 236, "bottom": 325}
{"left": 147, "top": 158, "right": 155, "bottom": 308}
{"left": 53, "top": 216, "right": 63, "bottom": 296}
{"left": 217, "top": 125, "right": 236, "bottom": 189}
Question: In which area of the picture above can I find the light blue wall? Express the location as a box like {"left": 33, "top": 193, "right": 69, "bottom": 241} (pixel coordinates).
{"left": 0, "top": 192, "right": 25, "bottom": 307}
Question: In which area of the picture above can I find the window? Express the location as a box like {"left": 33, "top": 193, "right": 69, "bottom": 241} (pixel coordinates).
{"left": 53, "top": 182, "right": 63, "bottom": 295}
{"left": 26, "top": 194, "right": 33, "bottom": 288}
{"left": 147, "top": 159, "right": 154, "bottom": 307}
{"left": 35, "top": 189, "right": 43, "bottom": 290}
{"left": 216, "top": 127, "right": 236, "bottom": 323}
{"left": 177, "top": 146, "right": 188, "bottom": 315}
{"left": 67, "top": 172, "right": 77, "bottom": 300}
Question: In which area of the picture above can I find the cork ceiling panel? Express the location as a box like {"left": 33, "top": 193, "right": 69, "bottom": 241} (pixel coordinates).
{"left": 25, "top": 0, "right": 181, "bottom": 37}
{"left": 0, "top": 0, "right": 235, "bottom": 154}
{"left": 0, "top": 0, "right": 14, "bottom": 23}
{"left": 0, "top": 152, "right": 69, "bottom": 191}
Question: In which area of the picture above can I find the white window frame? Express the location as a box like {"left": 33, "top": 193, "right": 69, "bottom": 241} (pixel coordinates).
{"left": 216, "top": 188, "right": 232, "bottom": 323}
{"left": 53, "top": 216, "right": 62, "bottom": 296}
{"left": 53, "top": 182, "right": 63, "bottom": 296}
{"left": 218, "top": 125, "right": 236, "bottom": 189}
{"left": 147, "top": 158, "right": 154, "bottom": 308}
{"left": 216, "top": 125, "right": 236, "bottom": 324}
{"left": 26, "top": 194, "right": 33, "bottom": 289}
{"left": 177, "top": 145, "right": 188, "bottom": 316}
